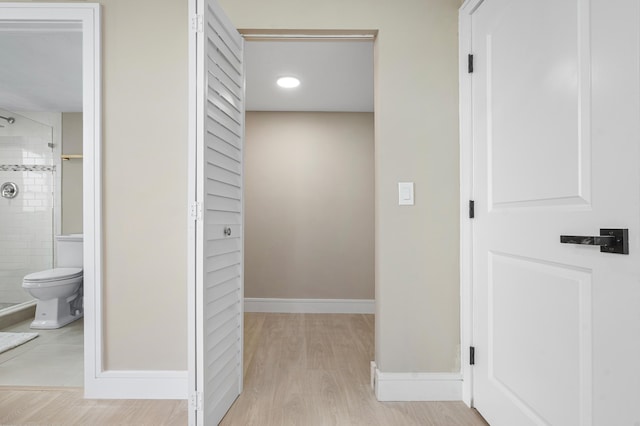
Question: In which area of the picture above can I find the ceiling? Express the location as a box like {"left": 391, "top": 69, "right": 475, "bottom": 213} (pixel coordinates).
{"left": 245, "top": 40, "right": 374, "bottom": 112}
{"left": 0, "top": 23, "right": 82, "bottom": 112}
{"left": 0, "top": 26, "right": 373, "bottom": 113}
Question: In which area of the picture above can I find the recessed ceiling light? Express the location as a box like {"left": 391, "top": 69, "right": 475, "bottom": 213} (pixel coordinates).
{"left": 277, "top": 76, "right": 300, "bottom": 89}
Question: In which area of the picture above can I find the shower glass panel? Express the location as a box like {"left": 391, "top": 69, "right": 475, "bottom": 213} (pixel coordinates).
{"left": 0, "top": 110, "right": 54, "bottom": 312}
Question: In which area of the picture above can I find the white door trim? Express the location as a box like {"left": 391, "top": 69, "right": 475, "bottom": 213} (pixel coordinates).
{"left": 458, "top": 0, "right": 484, "bottom": 408}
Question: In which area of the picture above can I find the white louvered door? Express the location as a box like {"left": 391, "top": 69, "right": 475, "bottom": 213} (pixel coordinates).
{"left": 194, "top": 0, "right": 244, "bottom": 424}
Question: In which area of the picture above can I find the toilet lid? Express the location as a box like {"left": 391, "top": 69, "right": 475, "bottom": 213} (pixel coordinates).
{"left": 24, "top": 267, "right": 83, "bottom": 282}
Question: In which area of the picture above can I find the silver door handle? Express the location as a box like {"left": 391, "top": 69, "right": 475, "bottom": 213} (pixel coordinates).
{"left": 560, "top": 228, "right": 628, "bottom": 254}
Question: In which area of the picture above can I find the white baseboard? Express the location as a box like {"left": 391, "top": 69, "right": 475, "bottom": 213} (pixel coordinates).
{"left": 84, "top": 370, "right": 188, "bottom": 400}
{"left": 244, "top": 298, "right": 374, "bottom": 314}
{"left": 372, "top": 362, "right": 462, "bottom": 401}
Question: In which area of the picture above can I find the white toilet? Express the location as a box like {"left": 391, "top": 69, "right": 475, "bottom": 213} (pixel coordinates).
{"left": 22, "top": 234, "right": 84, "bottom": 329}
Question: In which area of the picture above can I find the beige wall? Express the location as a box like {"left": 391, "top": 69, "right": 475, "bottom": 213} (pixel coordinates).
{"left": 6, "top": 0, "right": 460, "bottom": 374}
{"left": 61, "top": 112, "right": 83, "bottom": 234}
{"left": 245, "top": 112, "right": 374, "bottom": 300}
{"left": 221, "top": 0, "right": 461, "bottom": 372}
{"left": 100, "top": 0, "right": 188, "bottom": 370}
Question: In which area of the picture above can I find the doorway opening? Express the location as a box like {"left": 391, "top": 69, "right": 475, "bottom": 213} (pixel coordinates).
{"left": 186, "top": 3, "right": 378, "bottom": 420}
{"left": 242, "top": 36, "right": 375, "bottom": 313}
{"left": 228, "top": 34, "right": 377, "bottom": 421}
{"left": 0, "top": 4, "right": 101, "bottom": 394}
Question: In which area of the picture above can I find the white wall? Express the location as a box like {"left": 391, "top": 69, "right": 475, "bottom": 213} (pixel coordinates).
{"left": 245, "top": 112, "right": 374, "bottom": 300}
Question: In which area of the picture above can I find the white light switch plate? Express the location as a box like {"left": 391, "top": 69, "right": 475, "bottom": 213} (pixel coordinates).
{"left": 398, "top": 182, "right": 414, "bottom": 205}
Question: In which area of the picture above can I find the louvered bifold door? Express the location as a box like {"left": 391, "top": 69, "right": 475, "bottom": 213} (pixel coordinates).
{"left": 195, "top": 0, "right": 244, "bottom": 424}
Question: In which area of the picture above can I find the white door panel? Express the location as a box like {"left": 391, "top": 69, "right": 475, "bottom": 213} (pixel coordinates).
{"left": 470, "top": 0, "right": 640, "bottom": 425}
{"left": 486, "top": 0, "right": 585, "bottom": 207}
{"left": 486, "top": 253, "right": 591, "bottom": 426}
{"left": 195, "top": 0, "right": 244, "bottom": 424}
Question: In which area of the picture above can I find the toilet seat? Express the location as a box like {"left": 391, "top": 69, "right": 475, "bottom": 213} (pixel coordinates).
{"left": 23, "top": 268, "right": 83, "bottom": 287}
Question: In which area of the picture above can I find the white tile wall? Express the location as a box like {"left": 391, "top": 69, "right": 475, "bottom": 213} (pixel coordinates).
{"left": 0, "top": 114, "right": 54, "bottom": 306}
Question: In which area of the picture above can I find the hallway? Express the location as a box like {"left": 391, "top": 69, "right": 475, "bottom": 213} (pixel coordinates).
{"left": 0, "top": 314, "right": 488, "bottom": 425}
{"left": 222, "top": 313, "right": 488, "bottom": 425}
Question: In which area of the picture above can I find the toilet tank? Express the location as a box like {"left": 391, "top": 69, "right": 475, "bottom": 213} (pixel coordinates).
{"left": 56, "top": 234, "right": 83, "bottom": 268}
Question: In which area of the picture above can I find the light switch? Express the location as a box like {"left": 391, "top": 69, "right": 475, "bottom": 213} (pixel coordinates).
{"left": 398, "top": 182, "right": 414, "bottom": 205}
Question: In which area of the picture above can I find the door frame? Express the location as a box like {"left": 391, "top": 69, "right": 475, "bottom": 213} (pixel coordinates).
{"left": 186, "top": 1, "right": 379, "bottom": 421}
{"left": 0, "top": 3, "right": 102, "bottom": 396}
{"left": 458, "top": 0, "right": 484, "bottom": 408}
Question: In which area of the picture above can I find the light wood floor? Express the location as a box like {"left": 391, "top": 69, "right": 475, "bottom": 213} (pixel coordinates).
{"left": 0, "top": 313, "right": 488, "bottom": 425}
{"left": 0, "top": 386, "right": 188, "bottom": 425}
{"left": 221, "top": 313, "right": 488, "bottom": 425}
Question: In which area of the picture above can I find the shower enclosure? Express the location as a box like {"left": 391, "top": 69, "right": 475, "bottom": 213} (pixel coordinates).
{"left": 0, "top": 109, "right": 55, "bottom": 314}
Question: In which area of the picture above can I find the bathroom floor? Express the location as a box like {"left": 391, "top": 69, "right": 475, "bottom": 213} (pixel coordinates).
{"left": 0, "top": 317, "right": 83, "bottom": 387}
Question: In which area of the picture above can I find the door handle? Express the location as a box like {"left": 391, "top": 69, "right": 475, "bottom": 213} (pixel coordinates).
{"left": 560, "top": 228, "right": 629, "bottom": 254}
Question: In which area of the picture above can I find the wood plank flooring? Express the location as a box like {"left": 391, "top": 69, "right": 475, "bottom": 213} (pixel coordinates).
{"left": 0, "top": 313, "right": 488, "bottom": 425}
{"left": 0, "top": 386, "right": 188, "bottom": 425}
{"left": 221, "top": 313, "right": 489, "bottom": 426}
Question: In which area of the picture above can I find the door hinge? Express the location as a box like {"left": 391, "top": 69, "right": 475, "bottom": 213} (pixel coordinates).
{"left": 191, "top": 14, "right": 203, "bottom": 33}
{"left": 190, "top": 201, "right": 202, "bottom": 221}
{"left": 468, "top": 54, "right": 474, "bottom": 73}
{"left": 470, "top": 346, "right": 475, "bottom": 365}
{"left": 469, "top": 200, "right": 475, "bottom": 219}
{"left": 190, "top": 391, "right": 203, "bottom": 411}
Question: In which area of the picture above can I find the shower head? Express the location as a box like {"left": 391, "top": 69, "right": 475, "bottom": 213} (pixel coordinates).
{"left": 0, "top": 115, "right": 15, "bottom": 124}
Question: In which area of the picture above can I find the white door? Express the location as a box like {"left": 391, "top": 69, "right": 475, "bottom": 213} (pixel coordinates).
{"left": 470, "top": 0, "right": 640, "bottom": 425}
{"left": 193, "top": 0, "right": 244, "bottom": 424}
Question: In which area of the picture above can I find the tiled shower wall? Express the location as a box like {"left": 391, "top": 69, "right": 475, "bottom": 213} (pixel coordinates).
{"left": 0, "top": 117, "right": 54, "bottom": 305}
